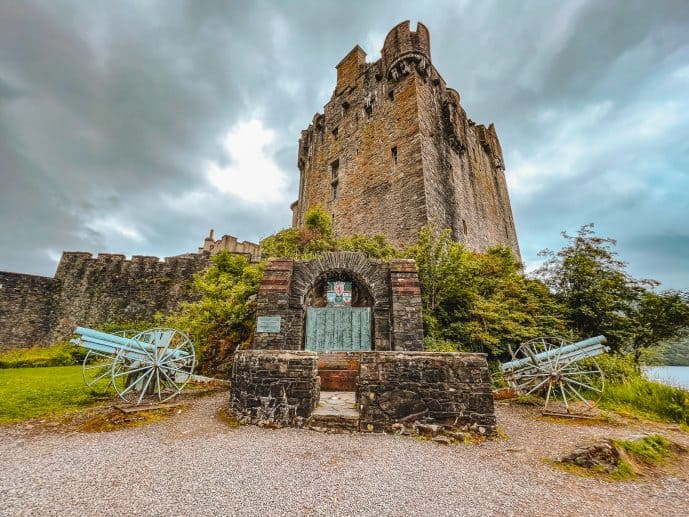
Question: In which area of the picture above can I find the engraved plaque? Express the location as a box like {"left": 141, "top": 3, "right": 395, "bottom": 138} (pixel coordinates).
{"left": 256, "top": 316, "right": 281, "bottom": 333}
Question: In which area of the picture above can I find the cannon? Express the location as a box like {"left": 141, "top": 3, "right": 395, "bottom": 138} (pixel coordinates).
{"left": 72, "top": 326, "right": 196, "bottom": 404}
{"left": 500, "top": 335, "right": 609, "bottom": 413}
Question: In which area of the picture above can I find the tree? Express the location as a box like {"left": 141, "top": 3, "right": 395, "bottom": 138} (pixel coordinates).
{"left": 406, "top": 226, "right": 567, "bottom": 358}
{"left": 536, "top": 223, "right": 689, "bottom": 363}
{"left": 536, "top": 224, "right": 648, "bottom": 351}
{"left": 628, "top": 290, "right": 689, "bottom": 364}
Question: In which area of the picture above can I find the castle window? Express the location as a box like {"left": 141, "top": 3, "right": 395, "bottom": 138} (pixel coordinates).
{"left": 388, "top": 89, "right": 394, "bottom": 101}
{"left": 332, "top": 127, "right": 338, "bottom": 140}
{"left": 462, "top": 219, "right": 468, "bottom": 235}
{"left": 391, "top": 146, "right": 398, "bottom": 164}
{"left": 331, "top": 159, "right": 339, "bottom": 180}
{"left": 332, "top": 179, "right": 339, "bottom": 200}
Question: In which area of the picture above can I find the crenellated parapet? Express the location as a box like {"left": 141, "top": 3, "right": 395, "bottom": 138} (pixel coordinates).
{"left": 0, "top": 250, "right": 212, "bottom": 349}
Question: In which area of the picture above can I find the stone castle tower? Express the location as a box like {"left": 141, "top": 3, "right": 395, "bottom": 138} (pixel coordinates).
{"left": 290, "top": 21, "right": 520, "bottom": 260}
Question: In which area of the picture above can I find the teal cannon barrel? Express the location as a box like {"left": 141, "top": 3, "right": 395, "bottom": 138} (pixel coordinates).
{"left": 71, "top": 326, "right": 190, "bottom": 362}
{"left": 500, "top": 335, "right": 608, "bottom": 373}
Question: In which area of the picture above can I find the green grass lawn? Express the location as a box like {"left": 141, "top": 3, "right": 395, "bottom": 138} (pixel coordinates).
{"left": 0, "top": 365, "right": 101, "bottom": 424}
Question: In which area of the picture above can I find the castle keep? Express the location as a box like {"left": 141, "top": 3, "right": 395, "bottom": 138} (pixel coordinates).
{"left": 291, "top": 21, "right": 520, "bottom": 259}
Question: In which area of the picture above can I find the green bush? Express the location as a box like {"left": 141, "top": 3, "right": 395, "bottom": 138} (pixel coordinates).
{"left": 0, "top": 343, "right": 86, "bottom": 369}
{"left": 165, "top": 252, "right": 263, "bottom": 373}
{"left": 593, "top": 353, "right": 638, "bottom": 385}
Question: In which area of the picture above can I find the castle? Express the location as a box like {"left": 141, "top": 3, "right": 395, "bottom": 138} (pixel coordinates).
{"left": 291, "top": 21, "right": 520, "bottom": 259}
{"left": 0, "top": 21, "right": 519, "bottom": 356}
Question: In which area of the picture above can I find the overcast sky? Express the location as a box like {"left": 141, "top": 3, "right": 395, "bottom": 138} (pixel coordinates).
{"left": 1, "top": 0, "right": 688, "bottom": 289}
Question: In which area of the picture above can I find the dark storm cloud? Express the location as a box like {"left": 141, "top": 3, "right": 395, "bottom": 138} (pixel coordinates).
{"left": 0, "top": 0, "right": 688, "bottom": 289}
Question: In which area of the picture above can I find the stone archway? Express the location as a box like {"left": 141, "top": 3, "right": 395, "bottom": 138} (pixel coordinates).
{"left": 252, "top": 252, "right": 423, "bottom": 353}
{"left": 290, "top": 252, "right": 391, "bottom": 351}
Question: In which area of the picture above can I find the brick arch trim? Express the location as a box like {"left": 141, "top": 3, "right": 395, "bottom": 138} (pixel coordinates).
{"left": 289, "top": 252, "right": 390, "bottom": 310}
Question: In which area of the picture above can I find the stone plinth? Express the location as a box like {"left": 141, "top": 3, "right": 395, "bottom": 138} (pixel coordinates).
{"left": 230, "top": 350, "right": 320, "bottom": 428}
{"left": 357, "top": 352, "right": 496, "bottom": 435}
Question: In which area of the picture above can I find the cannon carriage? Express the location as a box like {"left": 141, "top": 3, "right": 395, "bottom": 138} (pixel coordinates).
{"left": 500, "top": 335, "right": 609, "bottom": 413}
{"left": 72, "top": 326, "right": 196, "bottom": 405}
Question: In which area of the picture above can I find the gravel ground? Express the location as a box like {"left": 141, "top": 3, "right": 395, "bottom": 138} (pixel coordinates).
{"left": 1, "top": 392, "right": 688, "bottom": 517}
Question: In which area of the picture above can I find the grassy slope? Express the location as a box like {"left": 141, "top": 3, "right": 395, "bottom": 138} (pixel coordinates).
{"left": 0, "top": 366, "right": 98, "bottom": 424}
{"left": 0, "top": 343, "right": 85, "bottom": 369}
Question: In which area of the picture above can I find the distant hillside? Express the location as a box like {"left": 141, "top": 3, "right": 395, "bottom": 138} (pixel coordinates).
{"left": 659, "top": 338, "right": 689, "bottom": 366}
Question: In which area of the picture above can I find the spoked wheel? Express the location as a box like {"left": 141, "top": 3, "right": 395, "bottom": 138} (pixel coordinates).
{"left": 509, "top": 337, "right": 605, "bottom": 413}
{"left": 81, "top": 329, "right": 137, "bottom": 395}
{"left": 111, "top": 327, "right": 196, "bottom": 404}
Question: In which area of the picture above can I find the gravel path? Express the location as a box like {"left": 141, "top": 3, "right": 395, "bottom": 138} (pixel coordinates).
{"left": 1, "top": 393, "right": 688, "bottom": 516}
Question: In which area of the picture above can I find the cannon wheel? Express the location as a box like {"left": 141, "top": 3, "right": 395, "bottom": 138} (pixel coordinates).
{"left": 81, "top": 329, "right": 137, "bottom": 394}
{"left": 111, "top": 327, "right": 196, "bottom": 404}
{"left": 509, "top": 336, "right": 605, "bottom": 413}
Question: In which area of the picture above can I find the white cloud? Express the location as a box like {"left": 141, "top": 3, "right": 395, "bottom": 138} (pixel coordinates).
{"left": 85, "top": 217, "right": 145, "bottom": 243}
{"left": 206, "top": 119, "right": 287, "bottom": 204}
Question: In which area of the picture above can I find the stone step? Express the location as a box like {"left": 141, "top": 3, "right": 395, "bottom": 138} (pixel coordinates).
{"left": 309, "top": 391, "right": 359, "bottom": 433}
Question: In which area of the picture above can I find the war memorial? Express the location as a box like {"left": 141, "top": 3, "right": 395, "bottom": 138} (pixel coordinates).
{"left": 2, "top": 11, "right": 689, "bottom": 515}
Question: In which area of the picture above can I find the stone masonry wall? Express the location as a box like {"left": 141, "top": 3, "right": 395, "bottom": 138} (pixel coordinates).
{"left": 357, "top": 352, "right": 496, "bottom": 435}
{"left": 230, "top": 350, "right": 320, "bottom": 427}
{"left": 0, "top": 272, "right": 60, "bottom": 349}
{"left": 0, "top": 251, "right": 210, "bottom": 349}
{"left": 291, "top": 20, "right": 520, "bottom": 261}
{"left": 49, "top": 252, "right": 210, "bottom": 342}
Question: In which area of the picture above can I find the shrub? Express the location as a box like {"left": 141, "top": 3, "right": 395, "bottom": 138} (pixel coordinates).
{"left": 593, "top": 353, "right": 638, "bottom": 385}
{"left": 165, "top": 252, "right": 262, "bottom": 374}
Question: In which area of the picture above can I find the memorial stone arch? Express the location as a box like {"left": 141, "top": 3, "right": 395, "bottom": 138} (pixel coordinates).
{"left": 252, "top": 252, "right": 423, "bottom": 352}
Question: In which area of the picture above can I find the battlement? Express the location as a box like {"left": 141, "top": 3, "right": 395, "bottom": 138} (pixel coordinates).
{"left": 55, "top": 251, "right": 209, "bottom": 279}
{"left": 197, "top": 230, "right": 261, "bottom": 262}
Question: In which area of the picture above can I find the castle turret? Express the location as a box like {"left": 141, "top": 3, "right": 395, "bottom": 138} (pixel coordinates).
{"left": 381, "top": 21, "right": 431, "bottom": 80}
